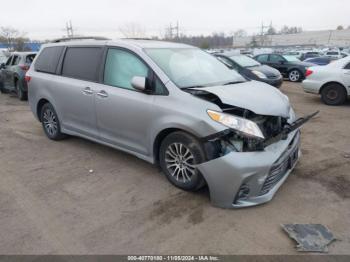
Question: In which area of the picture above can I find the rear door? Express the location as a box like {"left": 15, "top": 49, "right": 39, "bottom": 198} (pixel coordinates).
{"left": 92, "top": 48, "right": 156, "bottom": 155}
{"left": 268, "top": 54, "right": 288, "bottom": 76}
{"left": 56, "top": 46, "right": 103, "bottom": 139}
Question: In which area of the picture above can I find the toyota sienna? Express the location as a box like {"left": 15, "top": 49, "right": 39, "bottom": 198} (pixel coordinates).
{"left": 27, "top": 38, "right": 317, "bottom": 208}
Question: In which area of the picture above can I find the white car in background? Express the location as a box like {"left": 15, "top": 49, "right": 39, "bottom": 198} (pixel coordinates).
{"left": 302, "top": 57, "right": 350, "bottom": 105}
{"left": 325, "top": 50, "right": 343, "bottom": 59}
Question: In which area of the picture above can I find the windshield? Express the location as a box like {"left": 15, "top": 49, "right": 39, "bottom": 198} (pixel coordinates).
{"left": 283, "top": 55, "right": 300, "bottom": 62}
{"left": 230, "top": 55, "right": 260, "bottom": 67}
{"left": 145, "top": 48, "right": 245, "bottom": 88}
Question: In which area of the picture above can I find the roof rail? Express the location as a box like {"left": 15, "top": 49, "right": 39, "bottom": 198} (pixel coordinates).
{"left": 51, "top": 36, "right": 111, "bottom": 43}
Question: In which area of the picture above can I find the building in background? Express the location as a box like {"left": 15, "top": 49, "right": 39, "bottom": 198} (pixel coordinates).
{"left": 233, "top": 29, "right": 350, "bottom": 48}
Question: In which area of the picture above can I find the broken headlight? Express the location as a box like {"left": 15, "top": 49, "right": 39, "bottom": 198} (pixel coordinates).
{"left": 207, "top": 110, "right": 265, "bottom": 140}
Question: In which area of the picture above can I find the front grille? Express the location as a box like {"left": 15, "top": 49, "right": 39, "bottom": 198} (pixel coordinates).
{"left": 259, "top": 138, "right": 299, "bottom": 196}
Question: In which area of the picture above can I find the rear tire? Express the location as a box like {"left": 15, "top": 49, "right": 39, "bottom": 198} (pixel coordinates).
{"left": 288, "top": 69, "right": 301, "bottom": 82}
{"left": 16, "top": 81, "right": 27, "bottom": 101}
{"left": 159, "top": 131, "right": 206, "bottom": 191}
{"left": 40, "top": 103, "right": 67, "bottom": 140}
{"left": 321, "top": 83, "right": 347, "bottom": 106}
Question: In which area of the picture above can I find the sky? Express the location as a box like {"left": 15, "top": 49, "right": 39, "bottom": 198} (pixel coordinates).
{"left": 0, "top": 0, "right": 349, "bottom": 40}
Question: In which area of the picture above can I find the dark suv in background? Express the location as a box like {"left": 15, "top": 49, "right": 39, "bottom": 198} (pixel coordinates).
{"left": 0, "top": 52, "right": 37, "bottom": 100}
{"left": 254, "top": 54, "right": 315, "bottom": 82}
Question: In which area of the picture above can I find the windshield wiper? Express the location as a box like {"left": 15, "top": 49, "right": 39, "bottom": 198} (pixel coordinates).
{"left": 182, "top": 85, "right": 207, "bottom": 89}
{"left": 223, "top": 81, "right": 245, "bottom": 85}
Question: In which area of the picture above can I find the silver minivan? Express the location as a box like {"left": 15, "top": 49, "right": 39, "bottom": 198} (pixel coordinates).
{"left": 27, "top": 38, "right": 316, "bottom": 208}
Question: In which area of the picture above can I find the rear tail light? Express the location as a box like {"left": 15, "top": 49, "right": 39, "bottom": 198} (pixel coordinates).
{"left": 19, "top": 65, "right": 30, "bottom": 71}
{"left": 305, "top": 69, "right": 313, "bottom": 77}
{"left": 24, "top": 74, "right": 31, "bottom": 83}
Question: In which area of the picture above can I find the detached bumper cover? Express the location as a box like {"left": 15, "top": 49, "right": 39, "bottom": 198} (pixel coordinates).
{"left": 197, "top": 130, "right": 301, "bottom": 208}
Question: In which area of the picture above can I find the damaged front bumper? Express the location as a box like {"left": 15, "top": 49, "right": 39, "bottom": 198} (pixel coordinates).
{"left": 197, "top": 130, "right": 301, "bottom": 209}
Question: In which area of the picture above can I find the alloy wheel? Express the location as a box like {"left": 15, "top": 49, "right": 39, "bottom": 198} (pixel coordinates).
{"left": 289, "top": 70, "right": 300, "bottom": 82}
{"left": 165, "top": 142, "right": 196, "bottom": 183}
{"left": 42, "top": 108, "right": 58, "bottom": 137}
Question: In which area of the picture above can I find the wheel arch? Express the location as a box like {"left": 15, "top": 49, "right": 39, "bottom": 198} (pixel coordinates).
{"left": 13, "top": 74, "right": 20, "bottom": 85}
{"left": 319, "top": 81, "right": 347, "bottom": 95}
{"left": 36, "top": 98, "right": 50, "bottom": 121}
{"left": 288, "top": 67, "right": 302, "bottom": 74}
{"left": 153, "top": 127, "right": 208, "bottom": 164}
{"left": 153, "top": 128, "right": 187, "bottom": 165}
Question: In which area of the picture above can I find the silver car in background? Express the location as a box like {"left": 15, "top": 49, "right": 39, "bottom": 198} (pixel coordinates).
{"left": 27, "top": 38, "right": 315, "bottom": 208}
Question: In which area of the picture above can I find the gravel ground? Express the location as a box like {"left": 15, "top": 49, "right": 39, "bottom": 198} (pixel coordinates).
{"left": 0, "top": 82, "right": 349, "bottom": 254}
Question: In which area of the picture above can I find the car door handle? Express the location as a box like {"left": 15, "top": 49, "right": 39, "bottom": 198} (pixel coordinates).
{"left": 82, "top": 87, "right": 93, "bottom": 95}
{"left": 97, "top": 90, "right": 108, "bottom": 98}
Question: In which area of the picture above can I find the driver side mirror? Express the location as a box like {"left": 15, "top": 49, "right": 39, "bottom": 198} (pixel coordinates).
{"left": 279, "top": 60, "right": 286, "bottom": 65}
{"left": 131, "top": 76, "right": 147, "bottom": 92}
{"left": 0, "top": 63, "right": 5, "bottom": 69}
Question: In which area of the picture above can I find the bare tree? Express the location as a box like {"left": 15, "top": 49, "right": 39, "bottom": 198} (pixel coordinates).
{"left": 232, "top": 29, "right": 247, "bottom": 38}
{"left": 118, "top": 23, "right": 146, "bottom": 38}
{"left": 0, "top": 27, "right": 28, "bottom": 50}
{"left": 279, "top": 25, "right": 303, "bottom": 35}
{"left": 266, "top": 25, "right": 277, "bottom": 35}
{"left": 0, "top": 27, "right": 20, "bottom": 48}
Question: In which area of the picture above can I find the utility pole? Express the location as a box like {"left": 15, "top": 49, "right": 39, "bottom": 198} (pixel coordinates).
{"left": 166, "top": 22, "right": 179, "bottom": 39}
{"left": 65, "top": 21, "right": 74, "bottom": 38}
{"left": 328, "top": 30, "right": 333, "bottom": 45}
{"left": 260, "top": 22, "right": 269, "bottom": 46}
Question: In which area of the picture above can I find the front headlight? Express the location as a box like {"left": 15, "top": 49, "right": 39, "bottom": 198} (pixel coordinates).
{"left": 207, "top": 110, "right": 265, "bottom": 139}
{"left": 252, "top": 70, "right": 267, "bottom": 79}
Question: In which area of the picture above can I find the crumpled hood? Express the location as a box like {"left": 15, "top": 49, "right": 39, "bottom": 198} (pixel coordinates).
{"left": 194, "top": 81, "right": 291, "bottom": 118}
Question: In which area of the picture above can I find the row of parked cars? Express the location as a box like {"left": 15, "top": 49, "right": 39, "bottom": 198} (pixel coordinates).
{"left": 0, "top": 37, "right": 318, "bottom": 209}
{"left": 213, "top": 50, "right": 350, "bottom": 105}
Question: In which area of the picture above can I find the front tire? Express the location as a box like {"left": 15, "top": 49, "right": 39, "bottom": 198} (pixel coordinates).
{"left": 321, "top": 83, "right": 347, "bottom": 105}
{"left": 159, "top": 131, "right": 206, "bottom": 191}
{"left": 40, "top": 103, "right": 67, "bottom": 140}
{"left": 288, "top": 69, "right": 301, "bottom": 82}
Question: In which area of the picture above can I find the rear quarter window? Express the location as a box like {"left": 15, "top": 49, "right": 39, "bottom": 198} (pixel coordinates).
{"left": 35, "top": 46, "right": 64, "bottom": 74}
{"left": 61, "top": 47, "right": 103, "bottom": 82}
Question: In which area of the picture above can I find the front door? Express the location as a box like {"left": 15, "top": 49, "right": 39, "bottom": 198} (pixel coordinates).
{"left": 94, "top": 48, "right": 155, "bottom": 155}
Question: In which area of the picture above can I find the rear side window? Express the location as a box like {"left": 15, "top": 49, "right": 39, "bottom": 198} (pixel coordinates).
{"left": 62, "top": 47, "right": 102, "bottom": 82}
{"left": 344, "top": 63, "right": 350, "bottom": 69}
{"left": 35, "top": 46, "right": 64, "bottom": 74}
{"left": 256, "top": 54, "right": 268, "bottom": 63}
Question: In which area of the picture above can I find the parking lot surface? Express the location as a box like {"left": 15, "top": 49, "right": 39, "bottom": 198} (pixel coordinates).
{"left": 0, "top": 82, "right": 349, "bottom": 254}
